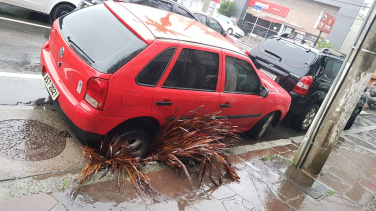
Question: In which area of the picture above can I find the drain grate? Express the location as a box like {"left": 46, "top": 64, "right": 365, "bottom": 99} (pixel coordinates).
{"left": 0, "top": 119, "right": 66, "bottom": 161}
{"left": 264, "top": 158, "right": 330, "bottom": 200}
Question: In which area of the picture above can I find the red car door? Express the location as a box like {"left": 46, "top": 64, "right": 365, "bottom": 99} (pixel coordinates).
{"left": 152, "top": 42, "right": 223, "bottom": 119}
{"left": 217, "top": 50, "right": 266, "bottom": 131}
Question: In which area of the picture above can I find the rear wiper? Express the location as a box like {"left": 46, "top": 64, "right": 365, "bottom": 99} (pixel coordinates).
{"left": 67, "top": 36, "right": 95, "bottom": 63}
{"left": 265, "top": 50, "right": 282, "bottom": 62}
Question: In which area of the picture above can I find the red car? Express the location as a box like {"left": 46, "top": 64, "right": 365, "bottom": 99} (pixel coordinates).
{"left": 41, "top": 2, "right": 291, "bottom": 156}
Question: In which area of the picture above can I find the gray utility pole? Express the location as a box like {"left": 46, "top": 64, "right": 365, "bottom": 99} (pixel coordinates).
{"left": 293, "top": 4, "right": 376, "bottom": 175}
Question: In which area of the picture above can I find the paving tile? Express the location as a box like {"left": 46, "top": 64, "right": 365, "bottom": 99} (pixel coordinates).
{"left": 207, "top": 185, "right": 236, "bottom": 200}
{"left": 228, "top": 155, "right": 246, "bottom": 170}
{"left": 316, "top": 173, "right": 351, "bottom": 194}
{"left": 359, "top": 178, "right": 376, "bottom": 194}
{"left": 52, "top": 180, "right": 147, "bottom": 211}
{"left": 147, "top": 168, "right": 201, "bottom": 198}
{"left": 55, "top": 205, "right": 68, "bottom": 211}
{"left": 271, "top": 145, "right": 290, "bottom": 153}
{"left": 279, "top": 151, "right": 295, "bottom": 161}
{"left": 0, "top": 193, "right": 58, "bottom": 211}
{"left": 284, "top": 144, "right": 299, "bottom": 151}
{"left": 227, "top": 170, "right": 266, "bottom": 209}
{"left": 288, "top": 195, "right": 328, "bottom": 211}
{"left": 147, "top": 200, "right": 179, "bottom": 211}
{"left": 321, "top": 195, "right": 363, "bottom": 211}
{"left": 192, "top": 197, "right": 227, "bottom": 211}
{"left": 323, "top": 166, "right": 358, "bottom": 186}
{"left": 344, "top": 182, "right": 374, "bottom": 206}
{"left": 237, "top": 148, "right": 279, "bottom": 163}
{"left": 270, "top": 181, "right": 305, "bottom": 202}
{"left": 222, "top": 195, "right": 249, "bottom": 211}
{"left": 245, "top": 159, "right": 285, "bottom": 184}
{"left": 251, "top": 179, "right": 291, "bottom": 211}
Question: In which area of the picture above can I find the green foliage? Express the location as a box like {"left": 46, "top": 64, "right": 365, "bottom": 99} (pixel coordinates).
{"left": 285, "top": 158, "right": 295, "bottom": 166}
{"left": 218, "top": 0, "right": 237, "bottom": 18}
{"left": 61, "top": 178, "right": 68, "bottom": 190}
{"left": 317, "top": 38, "right": 337, "bottom": 50}
{"left": 262, "top": 154, "right": 279, "bottom": 161}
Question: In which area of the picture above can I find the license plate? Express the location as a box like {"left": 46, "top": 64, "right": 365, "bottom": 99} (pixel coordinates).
{"left": 43, "top": 73, "right": 60, "bottom": 100}
{"left": 260, "top": 69, "right": 277, "bottom": 81}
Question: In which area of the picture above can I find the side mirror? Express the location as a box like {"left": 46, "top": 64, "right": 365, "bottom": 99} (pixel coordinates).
{"left": 259, "top": 86, "right": 269, "bottom": 98}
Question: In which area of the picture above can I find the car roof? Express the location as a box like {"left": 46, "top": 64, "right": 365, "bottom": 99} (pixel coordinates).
{"left": 116, "top": 3, "right": 244, "bottom": 54}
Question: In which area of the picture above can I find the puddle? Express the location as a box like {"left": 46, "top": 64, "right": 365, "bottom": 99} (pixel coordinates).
{"left": 0, "top": 119, "right": 66, "bottom": 161}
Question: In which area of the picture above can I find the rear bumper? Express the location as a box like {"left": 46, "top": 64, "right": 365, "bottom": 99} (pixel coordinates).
{"left": 40, "top": 41, "right": 106, "bottom": 143}
{"left": 289, "top": 91, "right": 313, "bottom": 116}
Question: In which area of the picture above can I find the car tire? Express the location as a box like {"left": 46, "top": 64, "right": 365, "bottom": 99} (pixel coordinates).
{"left": 249, "top": 112, "right": 276, "bottom": 140}
{"left": 111, "top": 130, "right": 152, "bottom": 158}
{"left": 293, "top": 104, "right": 320, "bottom": 132}
{"left": 51, "top": 4, "right": 75, "bottom": 21}
{"left": 344, "top": 107, "right": 361, "bottom": 130}
{"left": 227, "top": 28, "right": 233, "bottom": 35}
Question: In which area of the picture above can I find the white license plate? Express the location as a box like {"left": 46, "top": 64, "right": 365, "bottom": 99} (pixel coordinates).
{"left": 260, "top": 69, "right": 277, "bottom": 81}
{"left": 43, "top": 73, "right": 60, "bottom": 100}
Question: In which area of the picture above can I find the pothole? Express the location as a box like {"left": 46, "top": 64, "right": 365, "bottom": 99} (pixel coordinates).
{"left": 0, "top": 119, "right": 67, "bottom": 161}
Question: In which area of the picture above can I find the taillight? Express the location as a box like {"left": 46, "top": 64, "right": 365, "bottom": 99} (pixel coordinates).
{"left": 293, "top": 76, "right": 313, "bottom": 96}
{"left": 245, "top": 51, "right": 250, "bottom": 56}
{"left": 84, "top": 78, "right": 109, "bottom": 111}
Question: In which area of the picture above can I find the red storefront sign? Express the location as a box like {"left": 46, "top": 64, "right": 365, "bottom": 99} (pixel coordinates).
{"left": 248, "top": 0, "right": 289, "bottom": 17}
{"left": 314, "top": 11, "right": 336, "bottom": 34}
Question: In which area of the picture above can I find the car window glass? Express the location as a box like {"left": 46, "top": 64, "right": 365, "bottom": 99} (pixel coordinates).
{"left": 175, "top": 7, "right": 195, "bottom": 19}
{"left": 209, "top": 18, "right": 222, "bottom": 34}
{"left": 136, "top": 48, "right": 176, "bottom": 86}
{"left": 151, "top": 0, "right": 173, "bottom": 12}
{"left": 259, "top": 39, "right": 316, "bottom": 69}
{"left": 163, "top": 48, "right": 219, "bottom": 91}
{"left": 59, "top": 5, "right": 147, "bottom": 74}
{"left": 195, "top": 14, "right": 207, "bottom": 24}
{"left": 322, "top": 58, "right": 342, "bottom": 81}
{"left": 224, "top": 56, "right": 260, "bottom": 94}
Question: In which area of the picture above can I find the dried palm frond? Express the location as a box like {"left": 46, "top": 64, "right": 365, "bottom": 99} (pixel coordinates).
{"left": 145, "top": 108, "right": 240, "bottom": 187}
{"left": 75, "top": 136, "right": 159, "bottom": 200}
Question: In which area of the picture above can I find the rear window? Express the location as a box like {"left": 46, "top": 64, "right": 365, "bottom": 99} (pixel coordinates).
{"left": 59, "top": 5, "right": 147, "bottom": 74}
{"left": 259, "top": 39, "right": 316, "bottom": 69}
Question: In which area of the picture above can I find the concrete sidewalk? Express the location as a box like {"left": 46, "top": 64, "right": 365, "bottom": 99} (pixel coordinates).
{"left": 1, "top": 113, "right": 376, "bottom": 210}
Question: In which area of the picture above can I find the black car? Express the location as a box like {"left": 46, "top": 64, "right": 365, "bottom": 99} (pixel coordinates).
{"left": 78, "top": 0, "right": 199, "bottom": 22}
{"left": 249, "top": 34, "right": 366, "bottom": 131}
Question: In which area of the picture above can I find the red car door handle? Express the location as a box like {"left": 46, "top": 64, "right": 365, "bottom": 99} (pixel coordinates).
{"left": 220, "top": 104, "right": 231, "bottom": 108}
{"left": 156, "top": 101, "right": 173, "bottom": 106}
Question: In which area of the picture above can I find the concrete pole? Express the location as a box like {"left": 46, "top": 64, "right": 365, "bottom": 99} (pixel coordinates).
{"left": 293, "top": 4, "right": 376, "bottom": 175}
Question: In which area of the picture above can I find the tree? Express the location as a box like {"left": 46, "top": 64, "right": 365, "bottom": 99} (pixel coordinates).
{"left": 218, "top": 0, "right": 237, "bottom": 18}
{"left": 317, "top": 38, "right": 337, "bottom": 50}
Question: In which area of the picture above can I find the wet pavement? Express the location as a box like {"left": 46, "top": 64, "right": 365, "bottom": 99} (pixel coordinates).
{"left": 0, "top": 110, "right": 373, "bottom": 210}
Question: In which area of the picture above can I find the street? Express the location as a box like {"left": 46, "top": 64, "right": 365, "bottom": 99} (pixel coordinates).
{"left": 0, "top": 2, "right": 376, "bottom": 210}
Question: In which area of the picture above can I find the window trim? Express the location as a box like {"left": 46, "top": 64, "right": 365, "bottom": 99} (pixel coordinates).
{"left": 135, "top": 47, "right": 177, "bottom": 87}
{"left": 223, "top": 55, "right": 261, "bottom": 95}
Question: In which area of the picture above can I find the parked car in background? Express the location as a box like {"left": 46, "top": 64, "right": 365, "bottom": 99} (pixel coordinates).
{"left": 41, "top": 2, "right": 291, "bottom": 157}
{"left": 249, "top": 34, "right": 365, "bottom": 131}
{"left": 77, "top": 0, "right": 199, "bottom": 21}
{"left": 0, "top": 0, "right": 80, "bottom": 20}
{"left": 193, "top": 11, "right": 235, "bottom": 45}
{"left": 237, "top": 19, "right": 252, "bottom": 35}
{"left": 215, "top": 14, "right": 244, "bottom": 38}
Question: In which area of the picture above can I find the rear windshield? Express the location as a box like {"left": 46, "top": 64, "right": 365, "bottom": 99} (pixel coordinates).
{"left": 259, "top": 39, "right": 316, "bottom": 69}
{"left": 59, "top": 5, "right": 147, "bottom": 74}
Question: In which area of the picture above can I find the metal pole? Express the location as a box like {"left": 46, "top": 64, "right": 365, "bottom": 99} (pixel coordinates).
{"left": 313, "top": 31, "right": 322, "bottom": 46}
{"left": 293, "top": 3, "right": 376, "bottom": 175}
{"left": 265, "top": 21, "right": 272, "bottom": 38}
{"left": 246, "top": 8, "right": 262, "bottom": 44}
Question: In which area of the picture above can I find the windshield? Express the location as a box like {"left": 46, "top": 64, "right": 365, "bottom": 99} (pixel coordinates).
{"left": 59, "top": 5, "right": 147, "bottom": 74}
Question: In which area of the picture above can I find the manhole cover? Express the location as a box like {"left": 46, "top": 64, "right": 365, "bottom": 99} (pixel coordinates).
{"left": 0, "top": 119, "right": 66, "bottom": 161}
